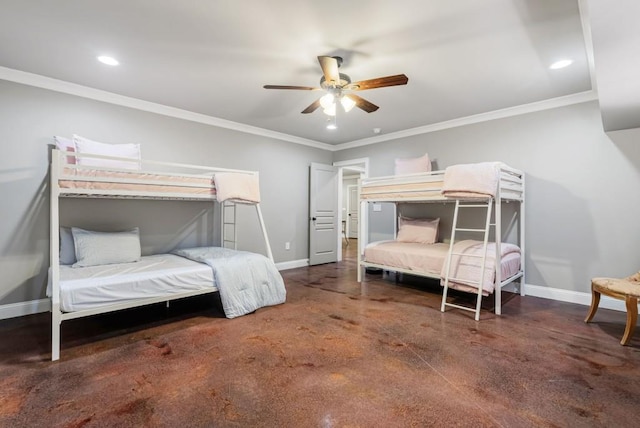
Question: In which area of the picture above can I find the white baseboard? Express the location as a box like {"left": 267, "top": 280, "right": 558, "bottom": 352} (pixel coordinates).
{"left": 521, "top": 283, "right": 626, "bottom": 312}
{"left": 0, "top": 298, "right": 51, "bottom": 320}
{"left": 276, "top": 258, "right": 309, "bottom": 271}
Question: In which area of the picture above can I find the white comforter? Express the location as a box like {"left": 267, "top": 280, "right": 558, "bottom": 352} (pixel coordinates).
{"left": 173, "top": 246, "right": 286, "bottom": 318}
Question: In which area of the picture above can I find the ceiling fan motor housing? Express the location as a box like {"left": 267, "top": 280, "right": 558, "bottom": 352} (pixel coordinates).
{"left": 320, "top": 73, "right": 352, "bottom": 89}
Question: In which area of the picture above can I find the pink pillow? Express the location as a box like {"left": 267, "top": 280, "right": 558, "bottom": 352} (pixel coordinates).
{"left": 394, "top": 153, "right": 431, "bottom": 175}
{"left": 53, "top": 136, "right": 76, "bottom": 164}
{"left": 397, "top": 217, "right": 439, "bottom": 244}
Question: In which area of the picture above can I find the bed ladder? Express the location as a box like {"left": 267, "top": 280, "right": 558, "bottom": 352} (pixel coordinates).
{"left": 441, "top": 198, "right": 493, "bottom": 321}
{"left": 221, "top": 201, "right": 237, "bottom": 250}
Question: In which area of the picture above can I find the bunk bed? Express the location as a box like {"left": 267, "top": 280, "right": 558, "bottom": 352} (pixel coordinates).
{"left": 49, "top": 144, "right": 285, "bottom": 361}
{"left": 357, "top": 162, "right": 525, "bottom": 320}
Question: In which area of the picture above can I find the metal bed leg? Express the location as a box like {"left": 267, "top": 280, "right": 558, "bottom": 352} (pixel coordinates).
{"left": 51, "top": 304, "right": 62, "bottom": 361}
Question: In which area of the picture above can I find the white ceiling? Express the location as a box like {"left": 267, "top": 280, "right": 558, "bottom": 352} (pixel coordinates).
{"left": 0, "top": 0, "right": 593, "bottom": 146}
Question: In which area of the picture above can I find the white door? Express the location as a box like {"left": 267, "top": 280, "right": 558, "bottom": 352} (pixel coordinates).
{"left": 309, "top": 163, "right": 339, "bottom": 265}
{"left": 347, "top": 185, "right": 358, "bottom": 238}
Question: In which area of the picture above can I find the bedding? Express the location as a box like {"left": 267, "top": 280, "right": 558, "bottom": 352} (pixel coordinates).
{"left": 59, "top": 167, "right": 215, "bottom": 196}
{"left": 48, "top": 254, "right": 215, "bottom": 312}
{"left": 213, "top": 172, "right": 261, "bottom": 203}
{"left": 59, "top": 227, "right": 76, "bottom": 265}
{"left": 72, "top": 227, "right": 142, "bottom": 267}
{"left": 394, "top": 153, "right": 431, "bottom": 175}
{"left": 441, "top": 240, "right": 521, "bottom": 295}
{"left": 397, "top": 217, "right": 439, "bottom": 244}
{"left": 441, "top": 162, "right": 501, "bottom": 198}
{"left": 173, "top": 246, "right": 285, "bottom": 318}
{"left": 363, "top": 240, "right": 521, "bottom": 295}
{"left": 73, "top": 134, "right": 141, "bottom": 170}
{"left": 364, "top": 241, "right": 450, "bottom": 276}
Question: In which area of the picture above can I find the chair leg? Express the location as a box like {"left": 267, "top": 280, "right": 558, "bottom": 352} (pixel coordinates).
{"left": 621, "top": 297, "right": 638, "bottom": 345}
{"left": 584, "top": 287, "right": 601, "bottom": 323}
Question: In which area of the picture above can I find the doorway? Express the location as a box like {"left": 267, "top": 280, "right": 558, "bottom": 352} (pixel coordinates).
{"left": 333, "top": 158, "right": 369, "bottom": 262}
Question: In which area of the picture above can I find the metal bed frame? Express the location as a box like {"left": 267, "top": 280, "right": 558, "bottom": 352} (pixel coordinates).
{"left": 49, "top": 149, "right": 273, "bottom": 360}
{"left": 357, "top": 164, "right": 525, "bottom": 319}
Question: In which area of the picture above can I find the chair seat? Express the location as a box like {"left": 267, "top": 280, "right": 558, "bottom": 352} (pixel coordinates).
{"left": 592, "top": 277, "right": 640, "bottom": 298}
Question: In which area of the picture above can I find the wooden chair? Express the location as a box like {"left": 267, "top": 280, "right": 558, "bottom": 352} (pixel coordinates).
{"left": 585, "top": 272, "right": 640, "bottom": 345}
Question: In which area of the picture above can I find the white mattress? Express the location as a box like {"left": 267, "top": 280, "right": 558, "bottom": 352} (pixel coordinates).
{"left": 49, "top": 254, "right": 215, "bottom": 312}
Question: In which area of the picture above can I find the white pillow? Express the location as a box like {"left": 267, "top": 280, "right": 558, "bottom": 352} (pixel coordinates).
{"left": 73, "top": 134, "right": 141, "bottom": 170}
{"left": 53, "top": 136, "right": 76, "bottom": 164}
{"left": 72, "top": 227, "right": 142, "bottom": 268}
{"left": 394, "top": 153, "right": 431, "bottom": 175}
{"left": 59, "top": 227, "right": 76, "bottom": 265}
{"left": 397, "top": 217, "right": 439, "bottom": 244}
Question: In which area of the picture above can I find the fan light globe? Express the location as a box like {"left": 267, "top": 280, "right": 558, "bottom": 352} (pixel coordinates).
{"left": 319, "top": 93, "right": 335, "bottom": 109}
{"left": 323, "top": 103, "right": 336, "bottom": 116}
{"left": 341, "top": 96, "right": 356, "bottom": 112}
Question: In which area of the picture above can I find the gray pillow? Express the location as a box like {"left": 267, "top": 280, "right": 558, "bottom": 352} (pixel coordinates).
{"left": 59, "top": 227, "right": 76, "bottom": 265}
{"left": 71, "top": 227, "right": 141, "bottom": 268}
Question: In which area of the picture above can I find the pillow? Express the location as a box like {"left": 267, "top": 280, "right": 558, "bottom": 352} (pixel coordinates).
{"left": 53, "top": 136, "right": 76, "bottom": 164}
{"left": 397, "top": 217, "right": 439, "bottom": 244}
{"left": 71, "top": 227, "right": 141, "bottom": 268}
{"left": 394, "top": 153, "right": 431, "bottom": 175}
{"left": 73, "top": 134, "right": 141, "bottom": 170}
{"left": 59, "top": 227, "right": 76, "bottom": 265}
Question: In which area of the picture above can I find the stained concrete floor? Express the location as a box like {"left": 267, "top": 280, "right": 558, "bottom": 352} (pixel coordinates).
{"left": 1, "top": 242, "right": 639, "bottom": 427}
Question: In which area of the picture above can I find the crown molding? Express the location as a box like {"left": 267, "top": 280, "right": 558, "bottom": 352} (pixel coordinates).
{"left": 1, "top": 66, "right": 598, "bottom": 154}
{"left": 333, "top": 90, "right": 599, "bottom": 152}
{"left": 0, "top": 66, "right": 333, "bottom": 152}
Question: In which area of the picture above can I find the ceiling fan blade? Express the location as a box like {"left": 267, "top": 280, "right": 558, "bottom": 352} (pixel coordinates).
{"left": 346, "top": 74, "right": 409, "bottom": 91}
{"left": 347, "top": 94, "right": 379, "bottom": 113}
{"left": 301, "top": 99, "right": 321, "bottom": 114}
{"left": 318, "top": 56, "right": 340, "bottom": 85}
{"left": 263, "top": 85, "right": 319, "bottom": 90}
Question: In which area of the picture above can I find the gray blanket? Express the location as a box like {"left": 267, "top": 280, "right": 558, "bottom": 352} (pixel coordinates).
{"left": 172, "top": 246, "right": 286, "bottom": 318}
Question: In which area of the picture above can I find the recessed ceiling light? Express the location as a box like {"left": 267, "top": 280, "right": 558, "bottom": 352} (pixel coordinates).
{"left": 549, "top": 59, "right": 573, "bottom": 70}
{"left": 97, "top": 56, "right": 119, "bottom": 66}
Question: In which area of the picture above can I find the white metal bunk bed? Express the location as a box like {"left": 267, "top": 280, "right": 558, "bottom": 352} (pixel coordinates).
{"left": 49, "top": 148, "right": 277, "bottom": 361}
{"left": 357, "top": 163, "right": 525, "bottom": 320}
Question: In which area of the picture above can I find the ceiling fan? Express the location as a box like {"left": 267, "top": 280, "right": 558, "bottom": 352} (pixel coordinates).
{"left": 263, "top": 56, "right": 408, "bottom": 115}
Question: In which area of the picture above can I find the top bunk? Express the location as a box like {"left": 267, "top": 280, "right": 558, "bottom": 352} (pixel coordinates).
{"left": 51, "top": 144, "right": 261, "bottom": 204}
{"left": 359, "top": 161, "right": 524, "bottom": 203}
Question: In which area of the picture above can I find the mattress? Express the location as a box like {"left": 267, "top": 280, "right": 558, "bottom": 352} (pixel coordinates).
{"left": 363, "top": 240, "right": 521, "bottom": 295}
{"left": 364, "top": 241, "right": 450, "bottom": 277}
{"left": 59, "top": 167, "right": 216, "bottom": 196}
{"left": 48, "top": 254, "right": 216, "bottom": 312}
{"left": 360, "top": 178, "right": 443, "bottom": 201}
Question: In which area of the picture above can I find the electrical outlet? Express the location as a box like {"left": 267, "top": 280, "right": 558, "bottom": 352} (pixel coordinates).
{"left": 285, "top": 242, "right": 290, "bottom": 250}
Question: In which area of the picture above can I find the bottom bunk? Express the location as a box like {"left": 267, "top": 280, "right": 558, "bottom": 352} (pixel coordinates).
{"left": 360, "top": 240, "right": 523, "bottom": 313}
{"left": 50, "top": 247, "right": 286, "bottom": 360}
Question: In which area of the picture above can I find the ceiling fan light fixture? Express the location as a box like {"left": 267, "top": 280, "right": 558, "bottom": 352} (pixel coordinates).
{"left": 319, "top": 93, "right": 335, "bottom": 109}
{"left": 341, "top": 95, "right": 356, "bottom": 113}
{"left": 323, "top": 103, "right": 337, "bottom": 116}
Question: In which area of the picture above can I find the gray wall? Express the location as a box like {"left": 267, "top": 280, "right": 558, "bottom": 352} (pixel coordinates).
{"left": 0, "top": 80, "right": 331, "bottom": 305}
{"left": 334, "top": 101, "right": 640, "bottom": 293}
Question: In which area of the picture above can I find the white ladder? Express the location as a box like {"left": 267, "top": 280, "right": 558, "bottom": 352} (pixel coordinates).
{"left": 441, "top": 198, "right": 493, "bottom": 321}
{"left": 221, "top": 201, "right": 237, "bottom": 250}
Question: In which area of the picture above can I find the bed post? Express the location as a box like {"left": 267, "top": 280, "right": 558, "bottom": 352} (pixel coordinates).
{"left": 255, "top": 204, "right": 274, "bottom": 262}
{"left": 494, "top": 187, "right": 503, "bottom": 316}
{"left": 357, "top": 199, "right": 367, "bottom": 283}
{"left": 50, "top": 149, "right": 62, "bottom": 361}
{"left": 520, "top": 173, "right": 526, "bottom": 296}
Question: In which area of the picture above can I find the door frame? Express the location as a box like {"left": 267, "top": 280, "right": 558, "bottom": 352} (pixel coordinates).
{"left": 333, "top": 157, "right": 369, "bottom": 261}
